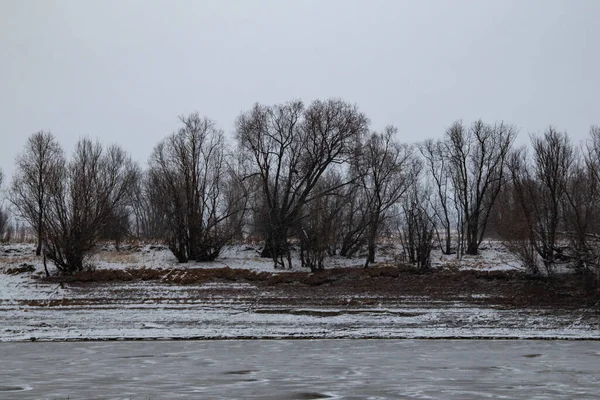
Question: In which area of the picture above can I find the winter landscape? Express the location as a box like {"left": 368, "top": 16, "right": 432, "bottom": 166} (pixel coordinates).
{"left": 2, "top": 240, "right": 600, "bottom": 398}
{"left": 2, "top": 0, "right": 600, "bottom": 398}
{"left": 1, "top": 241, "right": 599, "bottom": 343}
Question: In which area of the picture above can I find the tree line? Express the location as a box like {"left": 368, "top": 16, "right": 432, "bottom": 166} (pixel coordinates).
{"left": 0, "top": 98, "right": 598, "bottom": 291}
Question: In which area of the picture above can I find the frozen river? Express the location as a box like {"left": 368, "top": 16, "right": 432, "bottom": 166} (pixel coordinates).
{"left": 1, "top": 339, "right": 599, "bottom": 399}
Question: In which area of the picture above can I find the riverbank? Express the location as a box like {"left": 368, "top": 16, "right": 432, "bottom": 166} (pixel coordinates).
{"left": 1, "top": 243, "right": 599, "bottom": 341}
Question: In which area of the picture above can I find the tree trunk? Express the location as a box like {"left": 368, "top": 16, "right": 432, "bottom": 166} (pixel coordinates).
{"left": 445, "top": 225, "right": 452, "bottom": 255}
{"left": 465, "top": 215, "right": 480, "bottom": 255}
{"left": 261, "top": 234, "right": 286, "bottom": 258}
{"left": 36, "top": 215, "right": 43, "bottom": 256}
{"left": 364, "top": 222, "right": 377, "bottom": 268}
{"left": 365, "top": 241, "right": 375, "bottom": 267}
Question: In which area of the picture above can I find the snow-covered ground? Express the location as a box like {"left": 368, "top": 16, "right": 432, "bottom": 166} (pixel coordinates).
{"left": 0, "top": 240, "right": 524, "bottom": 275}
{"left": 1, "top": 242, "right": 598, "bottom": 342}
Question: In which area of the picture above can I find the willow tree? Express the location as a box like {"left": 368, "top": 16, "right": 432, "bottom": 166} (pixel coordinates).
{"left": 148, "top": 113, "right": 247, "bottom": 262}
{"left": 43, "top": 139, "right": 137, "bottom": 273}
{"left": 446, "top": 120, "right": 516, "bottom": 255}
{"left": 360, "top": 127, "right": 418, "bottom": 267}
{"left": 10, "top": 131, "right": 64, "bottom": 255}
{"left": 236, "top": 98, "right": 369, "bottom": 268}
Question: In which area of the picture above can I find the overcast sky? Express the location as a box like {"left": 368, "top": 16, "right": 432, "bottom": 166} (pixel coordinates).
{"left": 1, "top": 0, "right": 599, "bottom": 181}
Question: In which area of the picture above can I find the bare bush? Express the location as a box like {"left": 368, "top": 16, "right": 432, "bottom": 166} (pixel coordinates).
{"left": 148, "top": 113, "right": 247, "bottom": 262}
{"left": 508, "top": 128, "right": 574, "bottom": 275}
{"left": 43, "top": 139, "right": 137, "bottom": 273}
{"left": 398, "top": 183, "right": 436, "bottom": 270}
{"left": 493, "top": 181, "right": 540, "bottom": 273}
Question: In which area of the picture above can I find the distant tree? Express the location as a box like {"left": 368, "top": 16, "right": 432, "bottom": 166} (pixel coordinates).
{"left": 0, "top": 169, "right": 8, "bottom": 242}
{"left": 446, "top": 120, "right": 516, "bottom": 255}
{"left": 419, "top": 139, "right": 454, "bottom": 255}
{"left": 297, "top": 170, "right": 347, "bottom": 271}
{"left": 562, "top": 125, "right": 600, "bottom": 285}
{"left": 508, "top": 127, "right": 574, "bottom": 274}
{"left": 236, "top": 99, "right": 368, "bottom": 268}
{"left": 43, "top": 139, "right": 137, "bottom": 273}
{"left": 100, "top": 205, "right": 131, "bottom": 250}
{"left": 129, "top": 168, "right": 169, "bottom": 241}
{"left": 10, "top": 131, "right": 64, "bottom": 255}
{"left": 148, "top": 113, "right": 247, "bottom": 262}
{"left": 399, "top": 182, "right": 436, "bottom": 270}
{"left": 360, "top": 127, "right": 418, "bottom": 267}
{"left": 338, "top": 149, "right": 370, "bottom": 258}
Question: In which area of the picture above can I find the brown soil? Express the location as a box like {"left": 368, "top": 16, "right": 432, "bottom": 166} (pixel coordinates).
{"left": 40, "top": 264, "right": 599, "bottom": 309}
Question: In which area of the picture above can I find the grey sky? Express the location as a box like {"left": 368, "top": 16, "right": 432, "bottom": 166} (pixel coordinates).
{"left": 1, "top": 0, "right": 599, "bottom": 181}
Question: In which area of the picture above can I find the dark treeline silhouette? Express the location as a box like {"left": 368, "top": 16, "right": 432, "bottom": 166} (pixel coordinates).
{"left": 0, "top": 169, "right": 8, "bottom": 241}
{"left": 2, "top": 99, "right": 599, "bottom": 292}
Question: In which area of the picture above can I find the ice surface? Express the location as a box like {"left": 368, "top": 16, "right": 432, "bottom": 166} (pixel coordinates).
{"left": 1, "top": 339, "right": 599, "bottom": 399}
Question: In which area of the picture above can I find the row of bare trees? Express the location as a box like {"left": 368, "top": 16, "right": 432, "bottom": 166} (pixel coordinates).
{"left": 3, "top": 99, "right": 598, "bottom": 287}
{"left": 492, "top": 126, "right": 600, "bottom": 285}
{"left": 4, "top": 99, "right": 428, "bottom": 273}
{"left": 9, "top": 133, "right": 136, "bottom": 274}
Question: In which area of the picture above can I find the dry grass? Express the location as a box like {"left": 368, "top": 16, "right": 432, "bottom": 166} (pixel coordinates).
{"left": 93, "top": 251, "right": 138, "bottom": 264}
{"left": 0, "top": 255, "right": 38, "bottom": 265}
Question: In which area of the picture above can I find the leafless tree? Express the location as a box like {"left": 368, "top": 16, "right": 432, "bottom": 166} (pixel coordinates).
{"left": 43, "top": 139, "right": 137, "bottom": 273}
{"left": 446, "top": 120, "right": 516, "bottom": 255}
{"left": 398, "top": 182, "right": 436, "bottom": 270}
{"left": 361, "top": 127, "right": 418, "bottom": 267}
{"left": 508, "top": 127, "right": 574, "bottom": 274}
{"left": 297, "top": 170, "right": 347, "bottom": 271}
{"left": 561, "top": 125, "right": 600, "bottom": 288}
{"left": 10, "top": 131, "right": 64, "bottom": 255}
{"left": 0, "top": 169, "right": 8, "bottom": 242}
{"left": 418, "top": 138, "right": 454, "bottom": 254}
{"left": 493, "top": 179, "right": 539, "bottom": 273}
{"left": 236, "top": 99, "right": 369, "bottom": 269}
{"left": 337, "top": 151, "right": 370, "bottom": 258}
{"left": 128, "top": 168, "right": 169, "bottom": 241}
{"left": 99, "top": 205, "right": 132, "bottom": 250}
{"left": 148, "top": 113, "right": 247, "bottom": 262}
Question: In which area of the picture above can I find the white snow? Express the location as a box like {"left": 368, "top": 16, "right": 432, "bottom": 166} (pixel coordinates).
{"left": 1, "top": 241, "right": 598, "bottom": 342}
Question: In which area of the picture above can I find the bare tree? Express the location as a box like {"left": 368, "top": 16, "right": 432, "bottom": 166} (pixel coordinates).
{"left": 0, "top": 169, "right": 8, "bottom": 242}
{"left": 129, "top": 168, "right": 170, "bottom": 241}
{"left": 446, "top": 120, "right": 516, "bottom": 255}
{"left": 43, "top": 139, "right": 137, "bottom": 273}
{"left": 148, "top": 113, "right": 247, "bottom": 262}
{"left": 398, "top": 182, "right": 436, "bottom": 270}
{"left": 338, "top": 149, "right": 370, "bottom": 258}
{"left": 418, "top": 138, "right": 454, "bottom": 254}
{"left": 361, "top": 127, "right": 418, "bottom": 267}
{"left": 236, "top": 99, "right": 369, "bottom": 268}
{"left": 100, "top": 205, "right": 132, "bottom": 250}
{"left": 560, "top": 125, "right": 600, "bottom": 288}
{"left": 10, "top": 131, "right": 64, "bottom": 255}
{"left": 297, "top": 170, "right": 347, "bottom": 271}
{"left": 493, "top": 180, "right": 540, "bottom": 273}
{"left": 508, "top": 127, "right": 574, "bottom": 274}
